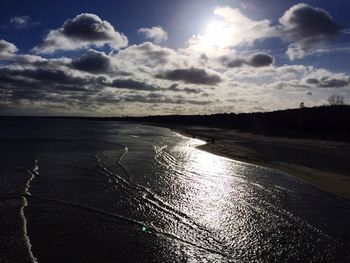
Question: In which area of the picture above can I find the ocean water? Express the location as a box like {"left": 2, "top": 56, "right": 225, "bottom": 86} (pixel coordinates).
{"left": 0, "top": 117, "right": 349, "bottom": 262}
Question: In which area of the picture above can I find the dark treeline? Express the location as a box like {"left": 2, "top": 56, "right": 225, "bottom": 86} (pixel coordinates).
{"left": 4, "top": 105, "right": 350, "bottom": 142}
{"left": 114, "top": 105, "right": 350, "bottom": 142}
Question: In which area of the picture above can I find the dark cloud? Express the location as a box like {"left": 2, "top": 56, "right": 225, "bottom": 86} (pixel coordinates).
{"left": 122, "top": 93, "right": 211, "bottom": 105}
{"left": 306, "top": 76, "right": 350, "bottom": 88}
{"left": 9, "top": 54, "right": 70, "bottom": 69}
{"left": 105, "top": 78, "right": 203, "bottom": 94}
{"left": 156, "top": 67, "right": 221, "bottom": 85}
{"left": 0, "top": 66, "right": 96, "bottom": 100}
{"left": 93, "top": 94, "right": 121, "bottom": 104}
{"left": 109, "top": 78, "right": 161, "bottom": 91}
{"left": 279, "top": 4, "right": 340, "bottom": 59}
{"left": 225, "top": 59, "right": 245, "bottom": 68}
{"left": 16, "top": 68, "right": 87, "bottom": 86}
{"left": 280, "top": 4, "right": 339, "bottom": 40}
{"left": 72, "top": 49, "right": 112, "bottom": 73}
{"left": 319, "top": 77, "right": 349, "bottom": 88}
{"left": 200, "top": 53, "right": 209, "bottom": 62}
{"left": 248, "top": 53, "right": 274, "bottom": 67}
{"left": 177, "top": 87, "right": 202, "bottom": 94}
{"left": 0, "top": 51, "right": 212, "bottom": 112}
{"left": 33, "top": 13, "right": 128, "bottom": 53}
{"left": 222, "top": 53, "right": 274, "bottom": 68}
{"left": 306, "top": 78, "right": 320, "bottom": 85}
{"left": 0, "top": 64, "right": 106, "bottom": 112}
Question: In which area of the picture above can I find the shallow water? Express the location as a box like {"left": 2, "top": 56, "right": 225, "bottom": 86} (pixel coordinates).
{"left": 0, "top": 117, "right": 349, "bottom": 262}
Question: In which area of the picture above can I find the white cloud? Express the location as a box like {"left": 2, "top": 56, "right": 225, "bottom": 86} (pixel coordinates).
{"left": 187, "top": 6, "right": 276, "bottom": 55}
{"left": 9, "top": 15, "right": 38, "bottom": 29}
{"left": 0, "top": 39, "right": 18, "bottom": 58}
{"left": 33, "top": 13, "right": 128, "bottom": 54}
{"left": 213, "top": 6, "right": 276, "bottom": 45}
{"left": 139, "top": 26, "right": 168, "bottom": 44}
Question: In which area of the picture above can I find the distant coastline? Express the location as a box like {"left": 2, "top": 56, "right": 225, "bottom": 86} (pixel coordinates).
{"left": 3, "top": 105, "right": 348, "bottom": 142}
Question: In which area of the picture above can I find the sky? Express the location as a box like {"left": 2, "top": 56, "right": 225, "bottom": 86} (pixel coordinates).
{"left": 0, "top": 0, "right": 350, "bottom": 116}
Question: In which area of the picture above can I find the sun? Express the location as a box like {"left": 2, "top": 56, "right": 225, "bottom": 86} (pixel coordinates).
{"left": 187, "top": 20, "right": 233, "bottom": 54}
{"left": 204, "top": 21, "right": 231, "bottom": 49}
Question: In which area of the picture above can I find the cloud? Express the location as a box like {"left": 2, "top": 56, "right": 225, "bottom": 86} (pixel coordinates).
{"left": 187, "top": 4, "right": 342, "bottom": 60}
{"left": 0, "top": 39, "right": 18, "bottom": 58}
{"left": 306, "top": 76, "right": 350, "bottom": 88}
{"left": 306, "top": 78, "right": 320, "bottom": 85}
{"left": 223, "top": 58, "right": 245, "bottom": 68}
{"left": 116, "top": 42, "right": 174, "bottom": 66}
{"left": 33, "top": 13, "right": 128, "bottom": 54}
{"left": 122, "top": 93, "right": 210, "bottom": 105}
{"left": 10, "top": 16, "right": 30, "bottom": 29}
{"left": 222, "top": 52, "right": 274, "bottom": 68}
{"left": 9, "top": 15, "right": 38, "bottom": 29}
{"left": 213, "top": 6, "right": 276, "bottom": 45}
{"left": 168, "top": 83, "right": 201, "bottom": 94}
{"left": 0, "top": 45, "right": 215, "bottom": 113}
{"left": 0, "top": 60, "right": 106, "bottom": 113}
{"left": 156, "top": 67, "right": 222, "bottom": 85}
{"left": 301, "top": 68, "right": 350, "bottom": 88}
{"left": 72, "top": 49, "right": 112, "bottom": 73}
{"left": 264, "top": 79, "right": 303, "bottom": 90}
{"left": 279, "top": 3, "right": 340, "bottom": 60}
{"left": 187, "top": 6, "right": 276, "bottom": 54}
{"left": 139, "top": 26, "right": 168, "bottom": 44}
{"left": 0, "top": 67, "right": 89, "bottom": 88}
{"left": 249, "top": 53, "right": 274, "bottom": 67}
{"left": 1, "top": 5, "right": 349, "bottom": 116}
{"left": 109, "top": 78, "right": 161, "bottom": 91}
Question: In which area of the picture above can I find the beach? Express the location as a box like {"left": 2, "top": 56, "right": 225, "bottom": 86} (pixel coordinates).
{"left": 1, "top": 118, "right": 350, "bottom": 262}
{"left": 174, "top": 127, "right": 350, "bottom": 199}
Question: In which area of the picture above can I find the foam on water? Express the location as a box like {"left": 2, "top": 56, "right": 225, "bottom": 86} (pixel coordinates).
{"left": 22, "top": 159, "right": 39, "bottom": 263}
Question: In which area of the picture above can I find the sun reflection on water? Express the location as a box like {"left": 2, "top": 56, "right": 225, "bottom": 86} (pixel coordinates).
{"left": 177, "top": 137, "right": 243, "bottom": 229}
{"left": 162, "top": 134, "right": 287, "bottom": 259}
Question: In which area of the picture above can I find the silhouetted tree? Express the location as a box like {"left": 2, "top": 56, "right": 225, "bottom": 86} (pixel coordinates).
{"left": 328, "top": 94, "right": 345, "bottom": 105}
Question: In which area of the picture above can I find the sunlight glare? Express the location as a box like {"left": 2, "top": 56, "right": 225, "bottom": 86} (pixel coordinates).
{"left": 204, "top": 20, "right": 231, "bottom": 49}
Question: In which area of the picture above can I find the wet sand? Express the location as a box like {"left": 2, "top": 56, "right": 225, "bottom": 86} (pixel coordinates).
{"left": 174, "top": 127, "right": 350, "bottom": 199}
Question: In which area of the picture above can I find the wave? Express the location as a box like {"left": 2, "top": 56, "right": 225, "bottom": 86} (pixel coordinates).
{"left": 21, "top": 159, "right": 39, "bottom": 263}
{"left": 26, "top": 193, "right": 231, "bottom": 260}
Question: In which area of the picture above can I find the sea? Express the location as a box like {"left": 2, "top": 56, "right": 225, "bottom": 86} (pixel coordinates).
{"left": 0, "top": 117, "right": 349, "bottom": 262}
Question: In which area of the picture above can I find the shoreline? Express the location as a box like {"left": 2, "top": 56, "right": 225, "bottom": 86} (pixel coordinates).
{"left": 173, "top": 128, "right": 350, "bottom": 199}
